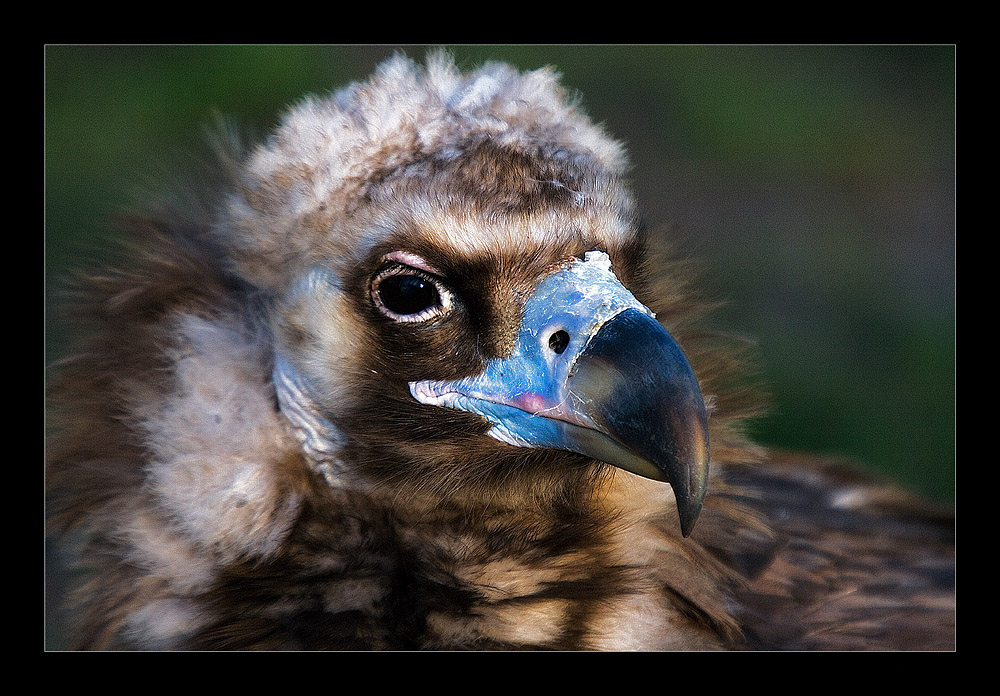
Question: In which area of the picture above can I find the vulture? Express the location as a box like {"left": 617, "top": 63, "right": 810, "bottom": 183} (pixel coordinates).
{"left": 46, "top": 52, "right": 955, "bottom": 651}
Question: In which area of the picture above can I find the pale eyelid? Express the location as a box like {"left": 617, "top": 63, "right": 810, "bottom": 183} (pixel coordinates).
{"left": 381, "top": 250, "right": 444, "bottom": 276}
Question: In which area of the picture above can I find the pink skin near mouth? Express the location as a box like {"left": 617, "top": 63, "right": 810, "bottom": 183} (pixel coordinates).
{"left": 512, "top": 391, "right": 547, "bottom": 414}
{"left": 503, "top": 390, "right": 596, "bottom": 431}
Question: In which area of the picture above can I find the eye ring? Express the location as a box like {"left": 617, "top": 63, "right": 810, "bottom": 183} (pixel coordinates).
{"left": 371, "top": 263, "right": 453, "bottom": 323}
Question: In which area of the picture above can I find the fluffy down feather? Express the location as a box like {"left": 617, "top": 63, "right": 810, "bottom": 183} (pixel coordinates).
{"left": 47, "top": 52, "right": 954, "bottom": 651}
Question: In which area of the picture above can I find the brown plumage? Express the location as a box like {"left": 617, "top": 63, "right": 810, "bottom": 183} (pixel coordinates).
{"left": 46, "top": 53, "right": 954, "bottom": 651}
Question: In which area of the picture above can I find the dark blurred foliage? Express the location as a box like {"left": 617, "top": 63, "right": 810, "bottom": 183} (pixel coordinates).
{"left": 45, "top": 45, "right": 954, "bottom": 507}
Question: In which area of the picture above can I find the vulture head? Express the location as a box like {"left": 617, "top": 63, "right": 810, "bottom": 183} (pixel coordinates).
{"left": 250, "top": 60, "right": 711, "bottom": 535}
{"left": 47, "top": 52, "right": 954, "bottom": 651}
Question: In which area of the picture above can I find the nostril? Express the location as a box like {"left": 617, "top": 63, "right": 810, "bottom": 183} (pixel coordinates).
{"left": 548, "top": 329, "right": 570, "bottom": 355}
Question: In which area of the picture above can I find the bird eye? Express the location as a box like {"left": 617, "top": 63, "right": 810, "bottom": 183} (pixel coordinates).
{"left": 372, "top": 265, "right": 452, "bottom": 323}
{"left": 381, "top": 275, "right": 437, "bottom": 314}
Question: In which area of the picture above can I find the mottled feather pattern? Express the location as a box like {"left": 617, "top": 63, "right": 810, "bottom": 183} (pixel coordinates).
{"left": 720, "top": 454, "right": 955, "bottom": 650}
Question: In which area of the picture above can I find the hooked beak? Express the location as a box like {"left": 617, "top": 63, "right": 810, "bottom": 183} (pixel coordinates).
{"left": 410, "top": 252, "right": 710, "bottom": 536}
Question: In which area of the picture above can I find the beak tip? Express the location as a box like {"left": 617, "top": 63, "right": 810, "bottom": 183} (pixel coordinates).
{"left": 674, "top": 431, "right": 710, "bottom": 538}
{"left": 677, "top": 494, "right": 705, "bottom": 538}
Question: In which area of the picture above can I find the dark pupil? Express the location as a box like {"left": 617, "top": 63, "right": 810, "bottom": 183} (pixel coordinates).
{"left": 380, "top": 274, "right": 439, "bottom": 315}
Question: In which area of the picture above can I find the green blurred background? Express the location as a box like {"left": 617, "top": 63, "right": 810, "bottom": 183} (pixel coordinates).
{"left": 45, "top": 45, "right": 955, "bottom": 504}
